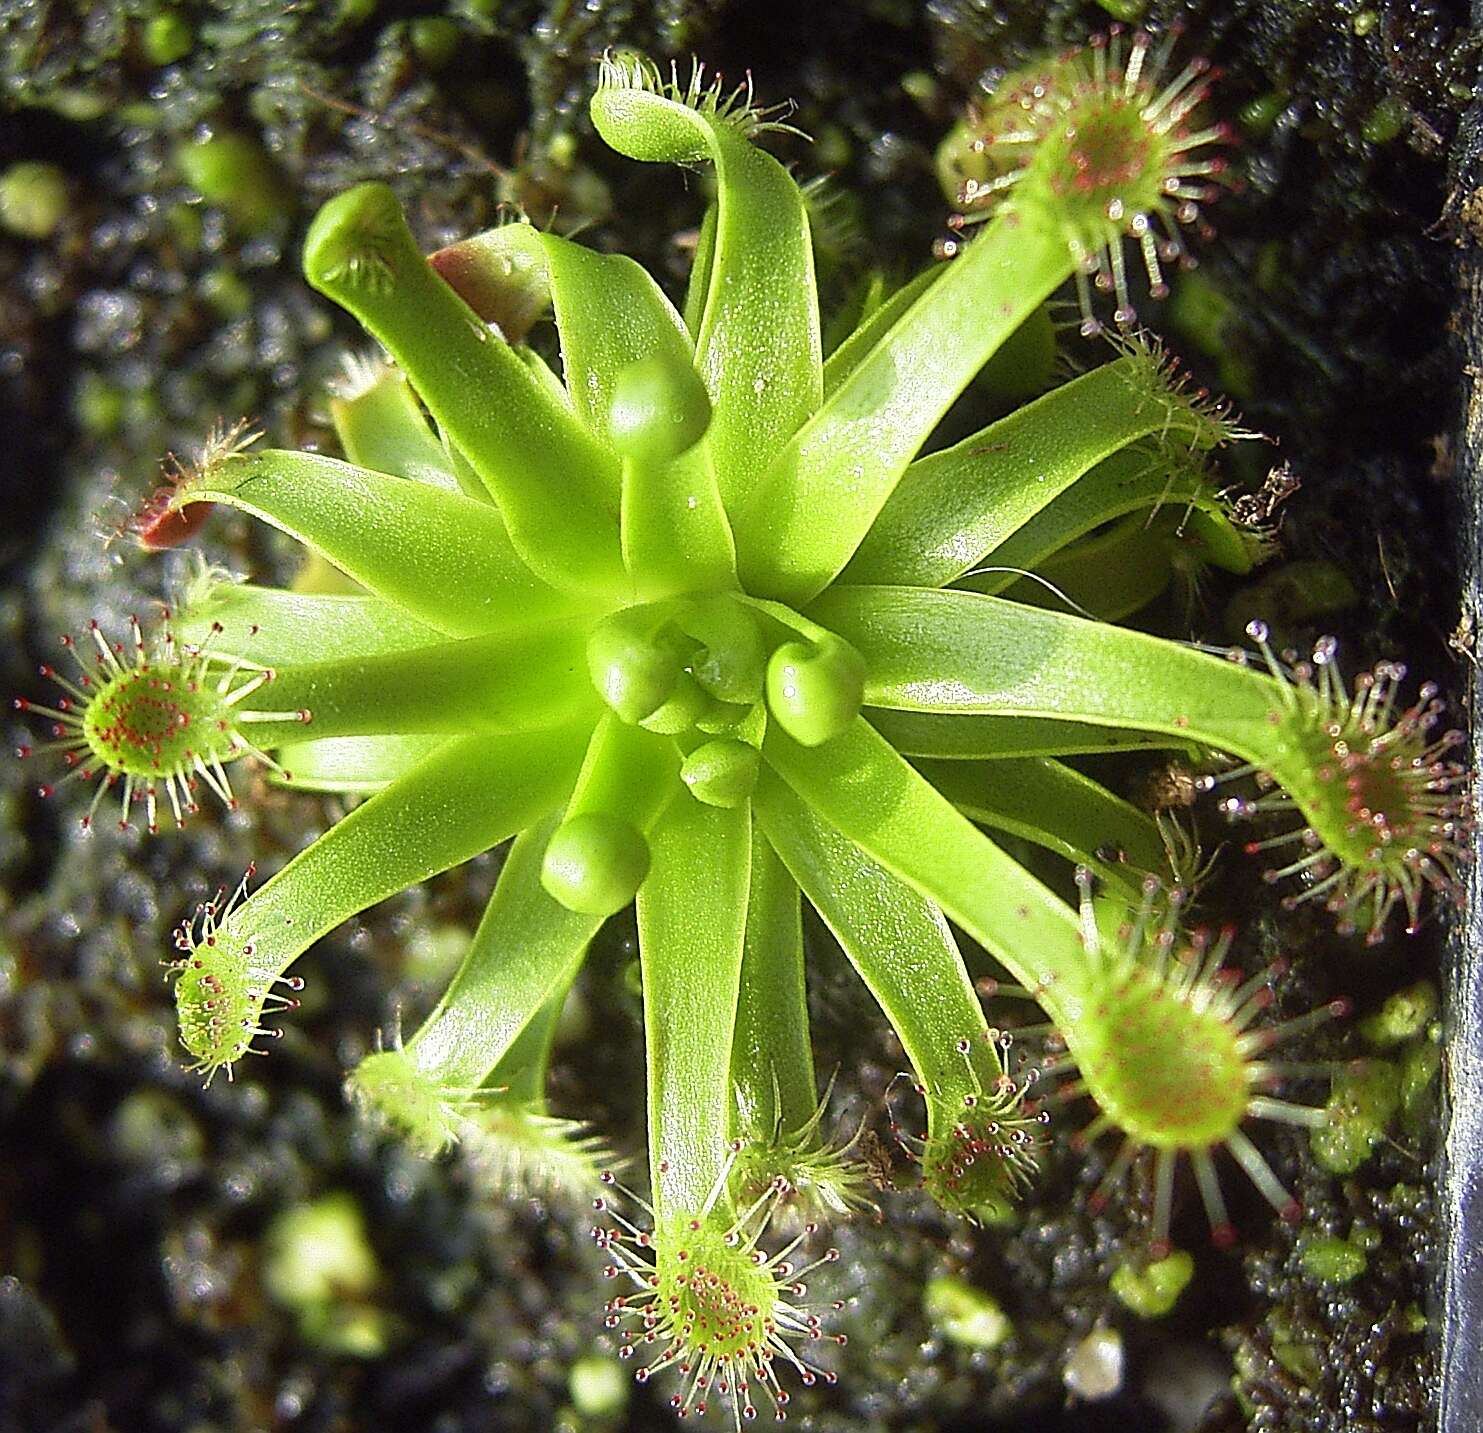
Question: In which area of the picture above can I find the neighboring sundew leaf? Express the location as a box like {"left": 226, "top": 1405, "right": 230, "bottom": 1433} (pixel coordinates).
{"left": 731, "top": 827, "right": 815, "bottom": 1139}
{"left": 636, "top": 794, "right": 752, "bottom": 1217}
{"left": 961, "top": 442, "right": 1248, "bottom": 599}
{"left": 328, "top": 355, "right": 462, "bottom": 493}
{"left": 736, "top": 205, "right": 1070, "bottom": 602}
{"left": 918, "top": 757, "right": 1166, "bottom": 887}
{"left": 811, "top": 585, "right": 1283, "bottom": 755}
{"left": 172, "top": 727, "right": 587, "bottom": 1079}
{"left": 590, "top": 57, "right": 822, "bottom": 517}
{"left": 269, "top": 735, "right": 446, "bottom": 794}
{"left": 172, "top": 448, "right": 582, "bottom": 637}
{"left": 175, "top": 585, "right": 440, "bottom": 666}
{"left": 762, "top": 719, "right": 1093, "bottom": 1007}
{"left": 402, "top": 813, "right": 604, "bottom": 1094}
{"left": 236, "top": 621, "right": 595, "bottom": 750}
{"left": 869, "top": 709, "right": 1198, "bottom": 760}
{"left": 843, "top": 355, "right": 1231, "bottom": 588}
{"left": 301, "top": 183, "right": 624, "bottom": 596}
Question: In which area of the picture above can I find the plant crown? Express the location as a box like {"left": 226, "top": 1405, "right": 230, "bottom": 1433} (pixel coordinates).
{"left": 15, "top": 35, "right": 1467, "bottom": 1419}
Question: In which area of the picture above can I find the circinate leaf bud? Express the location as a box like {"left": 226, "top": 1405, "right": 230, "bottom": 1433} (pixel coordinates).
{"left": 680, "top": 738, "right": 760, "bottom": 808}
{"left": 541, "top": 813, "right": 652, "bottom": 916}
{"left": 586, "top": 612, "right": 680, "bottom": 724}
{"left": 639, "top": 671, "right": 711, "bottom": 735}
{"left": 608, "top": 352, "right": 712, "bottom": 465}
{"left": 765, "top": 635, "right": 867, "bottom": 747}
{"left": 678, "top": 595, "right": 766, "bottom": 705}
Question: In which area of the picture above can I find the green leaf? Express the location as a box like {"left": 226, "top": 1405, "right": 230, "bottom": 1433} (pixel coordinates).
{"left": 761, "top": 718, "right": 1091, "bottom": 1006}
{"left": 448, "top": 223, "right": 737, "bottom": 593}
{"left": 812, "top": 585, "right": 1282, "bottom": 758}
{"left": 204, "top": 726, "right": 587, "bottom": 988}
{"left": 734, "top": 206, "right": 1070, "bottom": 602}
{"left": 175, "top": 585, "right": 440, "bottom": 666}
{"left": 404, "top": 812, "right": 603, "bottom": 1093}
{"left": 918, "top": 757, "right": 1166, "bottom": 887}
{"left": 302, "top": 184, "right": 624, "bottom": 595}
{"left": 175, "top": 449, "right": 583, "bottom": 637}
{"left": 730, "top": 826, "right": 814, "bottom": 1138}
{"left": 993, "top": 508, "right": 1177, "bottom": 621}
{"left": 527, "top": 227, "right": 692, "bottom": 438}
{"left": 271, "top": 735, "right": 446, "bottom": 794}
{"left": 820, "top": 264, "right": 939, "bottom": 398}
{"left": 682, "top": 201, "right": 718, "bottom": 338}
{"left": 480, "top": 972, "right": 571, "bottom": 1105}
{"left": 613, "top": 367, "right": 736, "bottom": 595}
{"left": 636, "top": 795, "right": 752, "bottom": 1216}
{"left": 328, "top": 360, "right": 464, "bottom": 493}
{"left": 235, "top": 622, "right": 596, "bottom": 750}
{"left": 869, "top": 709, "right": 1196, "bottom": 760}
{"left": 959, "top": 441, "right": 1246, "bottom": 599}
{"left": 591, "top": 58, "right": 822, "bottom": 519}
{"left": 843, "top": 357, "right": 1225, "bottom": 588}
{"left": 755, "top": 768, "right": 1004, "bottom": 1116}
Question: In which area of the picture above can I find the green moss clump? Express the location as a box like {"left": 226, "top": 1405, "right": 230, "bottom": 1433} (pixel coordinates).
{"left": 925, "top": 1274, "right": 1011, "bottom": 1350}
{"left": 1300, "top": 1235, "right": 1368, "bottom": 1285}
{"left": 1110, "top": 1249, "right": 1195, "bottom": 1318}
{"left": 0, "top": 161, "right": 68, "bottom": 240}
{"left": 1311, "top": 1061, "right": 1401, "bottom": 1175}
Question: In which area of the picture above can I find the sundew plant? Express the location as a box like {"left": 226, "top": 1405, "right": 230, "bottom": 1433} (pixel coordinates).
{"left": 16, "top": 35, "right": 1468, "bottom": 1420}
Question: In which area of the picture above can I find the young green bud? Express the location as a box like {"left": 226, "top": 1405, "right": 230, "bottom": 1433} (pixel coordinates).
{"left": 637, "top": 671, "right": 710, "bottom": 734}
{"left": 586, "top": 611, "right": 680, "bottom": 724}
{"left": 677, "top": 595, "right": 766, "bottom": 704}
{"left": 608, "top": 352, "right": 712, "bottom": 465}
{"left": 765, "top": 636, "right": 867, "bottom": 747}
{"left": 302, "top": 181, "right": 406, "bottom": 297}
{"left": 541, "top": 813, "right": 652, "bottom": 916}
{"left": 680, "top": 738, "right": 760, "bottom": 808}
